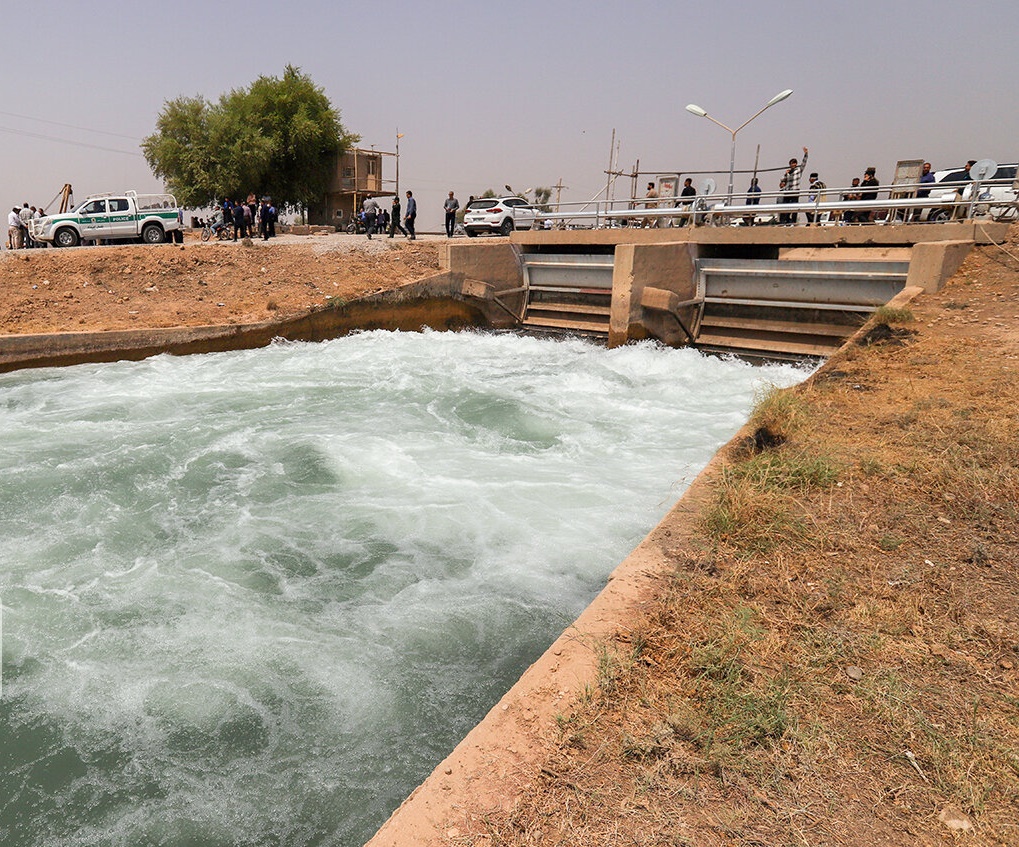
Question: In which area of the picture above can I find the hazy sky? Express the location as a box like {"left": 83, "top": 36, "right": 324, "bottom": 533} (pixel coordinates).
{"left": 4, "top": 0, "right": 1018, "bottom": 230}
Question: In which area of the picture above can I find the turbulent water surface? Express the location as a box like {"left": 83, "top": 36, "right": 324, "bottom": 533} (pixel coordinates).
{"left": 0, "top": 330, "right": 808, "bottom": 846}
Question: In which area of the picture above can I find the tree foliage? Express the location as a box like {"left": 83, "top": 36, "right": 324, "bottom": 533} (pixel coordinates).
{"left": 142, "top": 66, "right": 358, "bottom": 209}
{"left": 478, "top": 186, "right": 552, "bottom": 211}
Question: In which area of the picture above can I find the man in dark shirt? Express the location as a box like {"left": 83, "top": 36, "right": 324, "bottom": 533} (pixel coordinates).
{"left": 743, "top": 177, "right": 761, "bottom": 226}
{"left": 443, "top": 191, "right": 459, "bottom": 237}
{"left": 389, "top": 196, "right": 407, "bottom": 238}
{"left": 404, "top": 190, "right": 417, "bottom": 240}
{"left": 949, "top": 160, "right": 976, "bottom": 219}
{"left": 231, "top": 202, "right": 246, "bottom": 241}
{"left": 917, "top": 161, "right": 935, "bottom": 198}
{"left": 841, "top": 177, "right": 862, "bottom": 224}
{"left": 860, "top": 167, "right": 879, "bottom": 221}
{"left": 678, "top": 178, "right": 696, "bottom": 226}
{"left": 913, "top": 161, "right": 935, "bottom": 221}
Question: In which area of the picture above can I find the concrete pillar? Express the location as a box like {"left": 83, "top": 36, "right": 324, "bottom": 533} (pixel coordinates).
{"left": 609, "top": 242, "right": 697, "bottom": 347}
{"left": 906, "top": 240, "right": 973, "bottom": 293}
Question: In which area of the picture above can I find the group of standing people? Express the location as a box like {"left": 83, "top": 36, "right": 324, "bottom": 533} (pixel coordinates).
{"left": 743, "top": 147, "right": 878, "bottom": 225}
{"left": 218, "top": 195, "right": 277, "bottom": 241}
{"left": 360, "top": 191, "right": 417, "bottom": 240}
{"left": 639, "top": 178, "right": 699, "bottom": 227}
{"left": 748, "top": 148, "right": 880, "bottom": 225}
{"left": 7, "top": 202, "right": 44, "bottom": 249}
{"left": 359, "top": 188, "right": 470, "bottom": 239}
{"left": 838, "top": 167, "right": 881, "bottom": 223}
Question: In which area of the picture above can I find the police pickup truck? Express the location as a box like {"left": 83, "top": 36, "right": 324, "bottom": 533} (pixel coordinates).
{"left": 29, "top": 191, "right": 181, "bottom": 247}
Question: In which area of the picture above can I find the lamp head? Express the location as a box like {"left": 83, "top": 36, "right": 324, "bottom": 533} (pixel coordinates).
{"left": 766, "top": 89, "right": 793, "bottom": 107}
{"left": 685, "top": 104, "right": 708, "bottom": 118}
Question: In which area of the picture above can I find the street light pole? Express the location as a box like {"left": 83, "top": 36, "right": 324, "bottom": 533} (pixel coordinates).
{"left": 685, "top": 89, "right": 793, "bottom": 206}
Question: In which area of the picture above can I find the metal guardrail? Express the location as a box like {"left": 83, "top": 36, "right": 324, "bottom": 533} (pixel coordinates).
{"left": 531, "top": 177, "right": 1018, "bottom": 229}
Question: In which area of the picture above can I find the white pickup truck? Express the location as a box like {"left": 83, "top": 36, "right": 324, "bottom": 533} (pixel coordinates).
{"left": 29, "top": 191, "right": 181, "bottom": 247}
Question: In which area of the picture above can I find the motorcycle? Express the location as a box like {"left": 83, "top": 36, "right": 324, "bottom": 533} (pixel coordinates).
{"left": 200, "top": 219, "right": 233, "bottom": 241}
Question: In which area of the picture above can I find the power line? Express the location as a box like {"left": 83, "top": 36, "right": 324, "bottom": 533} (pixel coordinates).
{"left": 0, "top": 125, "right": 142, "bottom": 157}
{"left": 0, "top": 110, "right": 141, "bottom": 141}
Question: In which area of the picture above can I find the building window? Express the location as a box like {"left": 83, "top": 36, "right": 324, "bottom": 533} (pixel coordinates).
{"left": 367, "top": 158, "right": 377, "bottom": 176}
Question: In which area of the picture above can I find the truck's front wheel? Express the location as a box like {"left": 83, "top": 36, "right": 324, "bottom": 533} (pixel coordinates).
{"left": 54, "top": 228, "right": 80, "bottom": 248}
{"left": 142, "top": 224, "right": 165, "bottom": 244}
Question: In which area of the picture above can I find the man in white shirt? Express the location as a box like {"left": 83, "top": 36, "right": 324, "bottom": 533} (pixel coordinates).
{"left": 362, "top": 194, "right": 380, "bottom": 239}
{"left": 8, "top": 207, "right": 23, "bottom": 249}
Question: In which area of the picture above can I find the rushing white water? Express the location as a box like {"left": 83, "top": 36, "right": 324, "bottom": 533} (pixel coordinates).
{"left": 0, "top": 330, "right": 808, "bottom": 846}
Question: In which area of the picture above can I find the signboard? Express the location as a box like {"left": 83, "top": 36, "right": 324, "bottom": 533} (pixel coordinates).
{"left": 891, "top": 159, "right": 925, "bottom": 198}
{"left": 657, "top": 176, "right": 679, "bottom": 200}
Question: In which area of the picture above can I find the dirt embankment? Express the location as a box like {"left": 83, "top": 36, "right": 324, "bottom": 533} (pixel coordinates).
{"left": 0, "top": 233, "right": 441, "bottom": 335}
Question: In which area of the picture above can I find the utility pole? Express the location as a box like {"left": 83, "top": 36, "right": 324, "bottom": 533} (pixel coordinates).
{"left": 395, "top": 130, "right": 404, "bottom": 197}
{"left": 553, "top": 177, "right": 567, "bottom": 212}
{"left": 604, "top": 128, "right": 616, "bottom": 212}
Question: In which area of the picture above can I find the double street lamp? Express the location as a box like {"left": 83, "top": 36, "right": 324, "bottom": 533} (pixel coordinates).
{"left": 685, "top": 89, "right": 793, "bottom": 205}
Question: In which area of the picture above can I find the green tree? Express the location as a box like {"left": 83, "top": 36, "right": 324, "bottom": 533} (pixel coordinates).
{"left": 532, "top": 186, "right": 553, "bottom": 212}
{"left": 143, "top": 66, "right": 358, "bottom": 209}
{"left": 484, "top": 186, "right": 552, "bottom": 210}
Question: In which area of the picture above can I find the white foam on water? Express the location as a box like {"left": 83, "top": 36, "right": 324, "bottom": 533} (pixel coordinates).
{"left": 0, "top": 330, "right": 811, "bottom": 846}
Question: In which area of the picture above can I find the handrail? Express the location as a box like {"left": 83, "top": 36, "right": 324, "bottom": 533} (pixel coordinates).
{"left": 532, "top": 177, "right": 1017, "bottom": 228}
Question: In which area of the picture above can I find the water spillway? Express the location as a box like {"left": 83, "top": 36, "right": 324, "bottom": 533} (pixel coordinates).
{"left": 0, "top": 330, "right": 808, "bottom": 846}
{"left": 448, "top": 225, "right": 993, "bottom": 358}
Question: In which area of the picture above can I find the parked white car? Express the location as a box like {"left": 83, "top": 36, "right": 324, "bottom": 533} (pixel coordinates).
{"left": 925, "top": 164, "right": 1018, "bottom": 222}
{"left": 463, "top": 197, "right": 539, "bottom": 237}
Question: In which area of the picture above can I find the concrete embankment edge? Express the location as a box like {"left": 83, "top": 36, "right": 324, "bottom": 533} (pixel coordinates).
{"left": 0, "top": 272, "right": 490, "bottom": 374}
{"left": 364, "top": 284, "right": 930, "bottom": 846}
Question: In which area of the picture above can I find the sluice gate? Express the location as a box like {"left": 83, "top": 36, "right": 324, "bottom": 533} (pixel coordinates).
{"left": 444, "top": 225, "right": 991, "bottom": 359}
{"left": 519, "top": 253, "right": 613, "bottom": 337}
{"left": 692, "top": 257, "right": 910, "bottom": 358}
{"left": 515, "top": 250, "right": 911, "bottom": 357}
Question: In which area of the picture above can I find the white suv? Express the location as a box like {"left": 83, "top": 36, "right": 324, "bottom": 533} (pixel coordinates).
{"left": 463, "top": 197, "right": 539, "bottom": 236}
{"left": 925, "top": 163, "right": 1017, "bottom": 222}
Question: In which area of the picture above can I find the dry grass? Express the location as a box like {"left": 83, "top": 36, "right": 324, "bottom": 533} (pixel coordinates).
{"left": 465, "top": 230, "right": 1019, "bottom": 846}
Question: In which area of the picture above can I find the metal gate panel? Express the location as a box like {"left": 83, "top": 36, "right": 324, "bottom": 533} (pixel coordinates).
{"left": 521, "top": 254, "right": 615, "bottom": 290}
{"left": 696, "top": 258, "right": 909, "bottom": 309}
